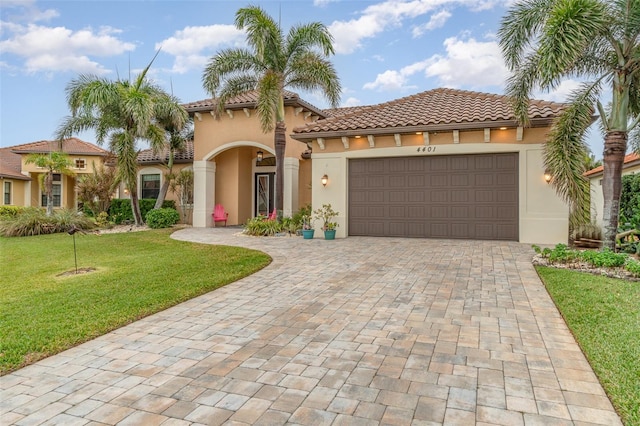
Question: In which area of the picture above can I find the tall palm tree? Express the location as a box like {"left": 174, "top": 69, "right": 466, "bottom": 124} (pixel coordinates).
{"left": 498, "top": 0, "right": 640, "bottom": 249}
{"left": 202, "top": 5, "right": 341, "bottom": 214}
{"left": 25, "top": 151, "right": 75, "bottom": 216}
{"left": 56, "top": 59, "right": 188, "bottom": 225}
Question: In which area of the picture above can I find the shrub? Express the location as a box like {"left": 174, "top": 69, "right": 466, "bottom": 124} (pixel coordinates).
{"left": 145, "top": 208, "right": 180, "bottom": 229}
{"left": 0, "top": 208, "right": 94, "bottom": 237}
{"left": 243, "top": 216, "right": 284, "bottom": 236}
{"left": 109, "top": 199, "right": 176, "bottom": 224}
{"left": 0, "top": 206, "right": 24, "bottom": 219}
{"left": 625, "top": 258, "right": 640, "bottom": 277}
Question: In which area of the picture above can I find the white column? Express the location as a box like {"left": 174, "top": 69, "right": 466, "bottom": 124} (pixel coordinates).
{"left": 283, "top": 157, "right": 299, "bottom": 217}
{"left": 193, "top": 160, "right": 216, "bottom": 227}
{"left": 24, "top": 174, "right": 32, "bottom": 207}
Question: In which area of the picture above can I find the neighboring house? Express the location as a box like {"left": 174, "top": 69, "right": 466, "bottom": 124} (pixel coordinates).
{"left": 184, "top": 91, "right": 321, "bottom": 227}
{"left": 290, "top": 88, "right": 570, "bottom": 244}
{"left": 584, "top": 152, "right": 640, "bottom": 227}
{"left": 0, "top": 138, "right": 109, "bottom": 210}
{"left": 118, "top": 140, "right": 195, "bottom": 205}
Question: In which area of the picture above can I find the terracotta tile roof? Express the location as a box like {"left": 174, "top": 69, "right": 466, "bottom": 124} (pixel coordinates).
{"left": 292, "top": 88, "right": 566, "bottom": 137}
{"left": 322, "top": 105, "right": 372, "bottom": 117}
{"left": 584, "top": 152, "right": 640, "bottom": 177}
{"left": 10, "top": 138, "right": 109, "bottom": 156}
{"left": 0, "top": 147, "right": 29, "bottom": 180}
{"left": 137, "top": 140, "right": 194, "bottom": 163}
{"left": 183, "top": 90, "right": 328, "bottom": 118}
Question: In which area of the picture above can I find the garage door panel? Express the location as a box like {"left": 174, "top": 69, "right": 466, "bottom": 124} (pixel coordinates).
{"left": 349, "top": 154, "right": 518, "bottom": 240}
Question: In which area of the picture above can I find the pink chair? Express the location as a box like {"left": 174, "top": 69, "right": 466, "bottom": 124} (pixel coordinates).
{"left": 267, "top": 209, "right": 276, "bottom": 221}
{"left": 212, "top": 204, "right": 229, "bottom": 226}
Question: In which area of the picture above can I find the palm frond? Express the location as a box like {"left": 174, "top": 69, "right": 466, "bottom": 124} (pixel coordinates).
{"left": 498, "top": 0, "right": 556, "bottom": 70}
{"left": 202, "top": 48, "right": 262, "bottom": 98}
{"left": 255, "top": 73, "right": 281, "bottom": 132}
{"left": 235, "top": 6, "right": 282, "bottom": 65}
{"left": 286, "top": 22, "right": 335, "bottom": 58}
{"left": 544, "top": 83, "right": 599, "bottom": 226}
{"left": 286, "top": 52, "right": 341, "bottom": 108}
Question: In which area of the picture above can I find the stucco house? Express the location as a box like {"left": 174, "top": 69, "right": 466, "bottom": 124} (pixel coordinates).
{"left": 0, "top": 138, "right": 109, "bottom": 210}
{"left": 585, "top": 152, "right": 640, "bottom": 227}
{"left": 184, "top": 91, "right": 320, "bottom": 227}
{"left": 186, "top": 88, "right": 570, "bottom": 244}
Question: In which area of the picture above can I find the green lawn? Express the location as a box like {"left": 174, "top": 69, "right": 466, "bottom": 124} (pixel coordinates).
{"left": 537, "top": 266, "right": 640, "bottom": 426}
{"left": 0, "top": 229, "right": 271, "bottom": 375}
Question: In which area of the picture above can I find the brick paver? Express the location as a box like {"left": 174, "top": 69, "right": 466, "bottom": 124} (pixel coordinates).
{"left": 0, "top": 228, "right": 622, "bottom": 425}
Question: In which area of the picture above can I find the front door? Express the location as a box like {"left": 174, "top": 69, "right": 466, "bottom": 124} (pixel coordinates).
{"left": 255, "top": 173, "right": 275, "bottom": 216}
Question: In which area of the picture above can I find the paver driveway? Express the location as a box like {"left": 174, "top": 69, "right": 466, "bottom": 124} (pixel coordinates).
{"left": 1, "top": 228, "right": 621, "bottom": 425}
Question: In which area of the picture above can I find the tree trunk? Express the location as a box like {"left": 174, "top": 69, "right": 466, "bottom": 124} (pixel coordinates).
{"left": 130, "top": 190, "right": 144, "bottom": 226}
{"left": 601, "top": 130, "right": 627, "bottom": 250}
{"left": 154, "top": 180, "right": 170, "bottom": 209}
{"left": 45, "top": 172, "right": 53, "bottom": 216}
{"left": 274, "top": 121, "right": 286, "bottom": 215}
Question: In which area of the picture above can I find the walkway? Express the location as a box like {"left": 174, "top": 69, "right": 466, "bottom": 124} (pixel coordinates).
{"left": 1, "top": 228, "right": 621, "bottom": 425}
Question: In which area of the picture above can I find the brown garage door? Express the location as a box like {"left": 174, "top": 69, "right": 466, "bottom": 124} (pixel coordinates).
{"left": 349, "top": 153, "right": 519, "bottom": 240}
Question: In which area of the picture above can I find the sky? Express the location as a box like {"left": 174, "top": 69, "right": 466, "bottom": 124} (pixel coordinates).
{"left": 0, "top": 0, "right": 604, "bottom": 156}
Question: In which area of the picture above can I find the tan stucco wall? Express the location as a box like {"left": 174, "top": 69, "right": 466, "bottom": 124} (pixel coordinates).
{"left": 1, "top": 179, "right": 27, "bottom": 206}
{"left": 21, "top": 154, "right": 105, "bottom": 174}
{"left": 589, "top": 164, "right": 640, "bottom": 227}
{"left": 308, "top": 128, "right": 569, "bottom": 245}
{"left": 298, "top": 158, "right": 312, "bottom": 209}
{"left": 193, "top": 106, "right": 311, "bottom": 161}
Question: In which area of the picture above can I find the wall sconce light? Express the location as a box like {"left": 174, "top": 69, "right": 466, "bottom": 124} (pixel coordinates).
{"left": 544, "top": 170, "right": 552, "bottom": 184}
{"left": 124, "top": 188, "right": 129, "bottom": 195}
{"left": 256, "top": 150, "right": 263, "bottom": 162}
{"left": 321, "top": 174, "right": 328, "bottom": 187}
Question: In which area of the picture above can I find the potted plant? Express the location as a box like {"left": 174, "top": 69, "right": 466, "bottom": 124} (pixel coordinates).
{"left": 313, "top": 203, "right": 339, "bottom": 240}
{"left": 301, "top": 214, "right": 315, "bottom": 239}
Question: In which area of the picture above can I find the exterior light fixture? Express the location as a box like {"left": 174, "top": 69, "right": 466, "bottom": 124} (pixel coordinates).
{"left": 415, "top": 131, "right": 423, "bottom": 135}
{"left": 124, "top": 188, "right": 129, "bottom": 195}
{"left": 544, "top": 170, "right": 552, "bottom": 184}
{"left": 256, "top": 150, "right": 263, "bottom": 162}
{"left": 499, "top": 127, "right": 508, "bottom": 130}
{"left": 321, "top": 174, "right": 329, "bottom": 187}
{"left": 354, "top": 135, "right": 361, "bottom": 139}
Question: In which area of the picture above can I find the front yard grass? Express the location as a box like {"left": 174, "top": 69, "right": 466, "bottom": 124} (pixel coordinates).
{"left": 0, "top": 229, "right": 271, "bottom": 375}
{"left": 537, "top": 266, "right": 640, "bottom": 426}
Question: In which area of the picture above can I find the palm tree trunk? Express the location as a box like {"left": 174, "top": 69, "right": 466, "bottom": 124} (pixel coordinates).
{"left": 45, "top": 173, "right": 53, "bottom": 216}
{"left": 274, "top": 121, "right": 286, "bottom": 215}
{"left": 130, "top": 190, "right": 144, "bottom": 225}
{"left": 601, "top": 130, "right": 627, "bottom": 250}
{"left": 154, "top": 180, "right": 170, "bottom": 209}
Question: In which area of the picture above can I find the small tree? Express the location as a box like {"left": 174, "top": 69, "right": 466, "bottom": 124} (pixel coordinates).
{"left": 25, "top": 152, "right": 75, "bottom": 216}
{"left": 76, "top": 161, "right": 119, "bottom": 217}
{"left": 170, "top": 169, "right": 194, "bottom": 224}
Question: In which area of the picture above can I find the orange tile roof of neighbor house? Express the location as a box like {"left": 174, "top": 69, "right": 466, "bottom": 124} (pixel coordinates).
{"left": 584, "top": 152, "right": 640, "bottom": 177}
{"left": 292, "top": 88, "right": 566, "bottom": 138}
{"left": 10, "top": 138, "right": 109, "bottom": 156}
{"left": 0, "top": 147, "right": 30, "bottom": 180}
{"left": 137, "top": 140, "right": 194, "bottom": 163}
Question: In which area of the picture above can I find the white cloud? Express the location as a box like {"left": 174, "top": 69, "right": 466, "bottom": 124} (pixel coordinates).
{"left": 533, "top": 79, "right": 582, "bottom": 103}
{"left": 342, "top": 97, "right": 362, "bottom": 107}
{"left": 328, "top": 0, "right": 509, "bottom": 54}
{"left": 0, "top": 24, "right": 135, "bottom": 75}
{"left": 412, "top": 10, "right": 452, "bottom": 37}
{"left": 363, "top": 60, "right": 429, "bottom": 91}
{"left": 363, "top": 35, "right": 508, "bottom": 92}
{"left": 423, "top": 36, "right": 508, "bottom": 88}
{"left": 156, "top": 25, "right": 245, "bottom": 74}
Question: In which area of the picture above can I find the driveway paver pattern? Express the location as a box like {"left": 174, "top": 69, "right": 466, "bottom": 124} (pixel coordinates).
{"left": 1, "top": 228, "right": 622, "bottom": 425}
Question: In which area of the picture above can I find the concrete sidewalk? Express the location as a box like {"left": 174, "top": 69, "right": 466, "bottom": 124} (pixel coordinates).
{"left": 1, "top": 228, "right": 621, "bottom": 425}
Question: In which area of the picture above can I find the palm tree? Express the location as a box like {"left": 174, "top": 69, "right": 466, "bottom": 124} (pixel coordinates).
{"left": 499, "top": 0, "right": 640, "bottom": 249}
{"left": 153, "top": 115, "right": 193, "bottom": 209}
{"left": 25, "top": 151, "right": 75, "bottom": 216}
{"left": 56, "top": 58, "right": 188, "bottom": 225}
{"left": 202, "top": 5, "right": 341, "bottom": 214}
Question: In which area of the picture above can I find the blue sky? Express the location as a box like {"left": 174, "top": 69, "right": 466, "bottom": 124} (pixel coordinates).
{"left": 0, "top": 0, "right": 602, "bottom": 156}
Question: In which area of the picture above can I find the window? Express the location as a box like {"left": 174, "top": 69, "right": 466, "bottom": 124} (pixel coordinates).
{"left": 41, "top": 174, "right": 62, "bottom": 207}
{"left": 3, "top": 181, "right": 11, "bottom": 205}
{"left": 141, "top": 174, "right": 161, "bottom": 199}
{"left": 75, "top": 159, "right": 86, "bottom": 169}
